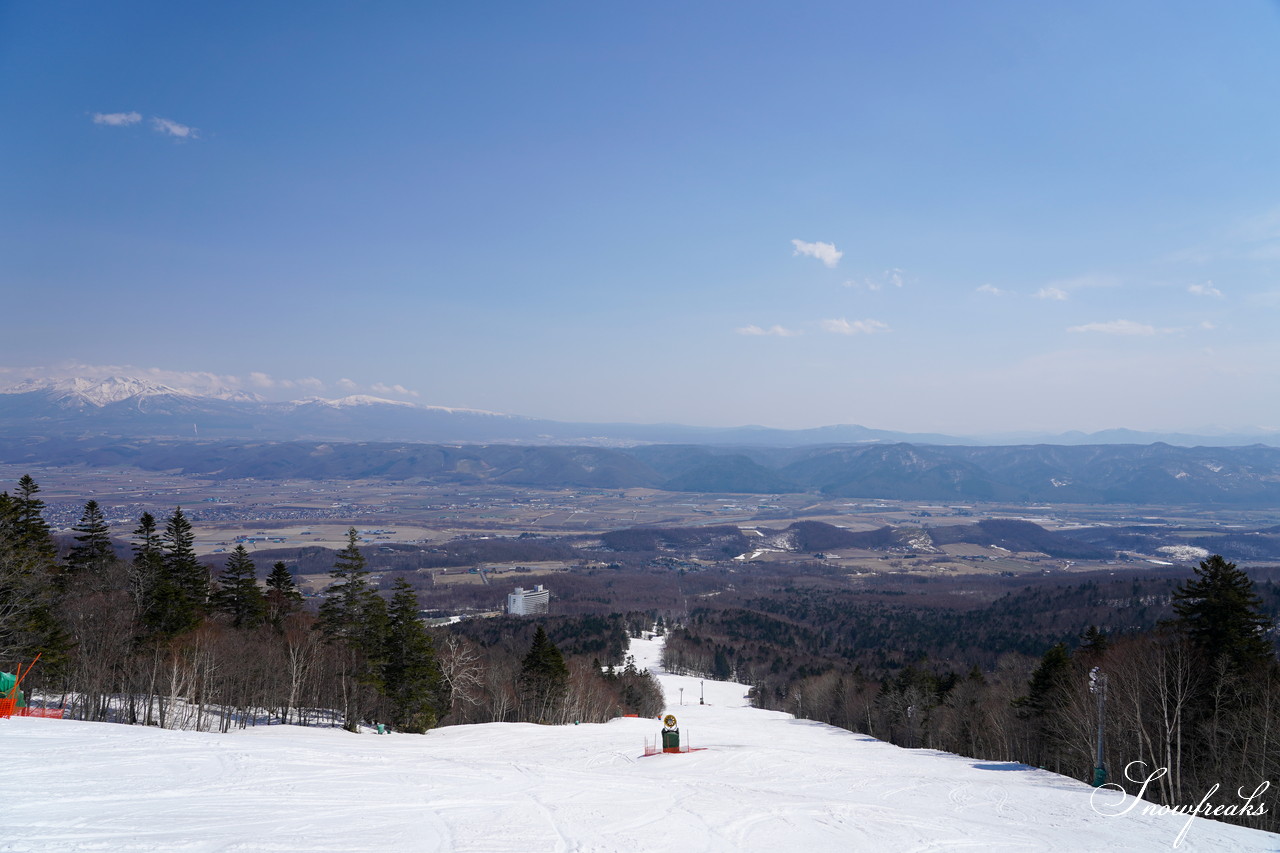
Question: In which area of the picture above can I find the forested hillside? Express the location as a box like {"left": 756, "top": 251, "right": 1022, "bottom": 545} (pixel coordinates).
{"left": 0, "top": 476, "right": 660, "bottom": 734}
{"left": 661, "top": 562, "right": 1280, "bottom": 834}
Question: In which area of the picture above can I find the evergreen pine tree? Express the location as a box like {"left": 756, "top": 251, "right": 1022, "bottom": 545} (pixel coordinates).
{"left": 0, "top": 477, "right": 70, "bottom": 669}
{"left": 318, "top": 528, "right": 378, "bottom": 646}
{"left": 130, "top": 512, "right": 167, "bottom": 631}
{"left": 713, "top": 647, "right": 732, "bottom": 680}
{"left": 1020, "top": 642, "right": 1072, "bottom": 717}
{"left": 157, "top": 507, "right": 208, "bottom": 635}
{"left": 11, "top": 475, "right": 56, "bottom": 563}
{"left": 264, "top": 561, "right": 304, "bottom": 627}
{"left": 317, "top": 528, "right": 386, "bottom": 730}
{"left": 381, "top": 577, "right": 446, "bottom": 732}
{"left": 67, "top": 500, "right": 115, "bottom": 578}
{"left": 1078, "top": 625, "right": 1109, "bottom": 662}
{"left": 0, "top": 498, "right": 55, "bottom": 660}
{"left": 1172, "top": 555, "right": 1274, "bottom": 674}
{"left": 211, "top": 544, "right": 266, "bottom": 629}
{"left": 519, "top": 624, "right": 569, "bottom": 723}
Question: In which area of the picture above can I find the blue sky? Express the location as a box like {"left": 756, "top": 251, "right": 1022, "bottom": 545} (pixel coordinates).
{"left": 4, "top": 1, "right": 1280, "bottom": 434}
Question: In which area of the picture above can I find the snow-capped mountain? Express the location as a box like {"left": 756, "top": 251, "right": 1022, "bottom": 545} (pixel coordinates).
{"left": 207, "top": 389, "right": 265, "bottom": 404}
{"left": 3, "top": 376, "right": 266, "bottom": 407}
{"left": 5, "top": 376, "right": 193, "bottom": 408}
{"left": 0, "top": 376, "right": 553, "bottom": 443}
{"left": 291, "top": 394, "right": 419, "bottom": 409}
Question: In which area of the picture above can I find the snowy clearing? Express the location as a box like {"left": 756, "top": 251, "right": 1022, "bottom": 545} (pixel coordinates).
{"left": 1, "top": 638, "right": 1276, "bottom": 851}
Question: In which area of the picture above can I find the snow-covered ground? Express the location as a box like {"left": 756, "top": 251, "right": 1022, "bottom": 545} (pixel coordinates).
{"left": 2, "top": 638, "right": 1276, "bottom": 851}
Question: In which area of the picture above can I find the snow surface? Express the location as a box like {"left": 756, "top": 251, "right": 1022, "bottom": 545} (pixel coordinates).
{"left": 2, "top": 638, "right": 1277, "bottom": 851}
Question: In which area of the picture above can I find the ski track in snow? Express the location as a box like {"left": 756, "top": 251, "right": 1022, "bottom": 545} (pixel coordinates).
{"left": 3, "top": 637, "right": 1279, "bottom": 851}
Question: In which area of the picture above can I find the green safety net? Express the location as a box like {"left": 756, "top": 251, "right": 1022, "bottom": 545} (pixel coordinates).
{"left": 1, "top": 671, "right": 26, "bottom": 706}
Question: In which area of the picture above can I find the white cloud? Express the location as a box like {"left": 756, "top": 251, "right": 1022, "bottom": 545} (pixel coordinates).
{"left": 246, "top": 372, "right": 328, "bottom": 391}
{"left": 737, "top": 324, "right": 801, "bottom": 337}
{"left": 1188, "top": 281, "right": 1223, "bottom": 298}
{"left": 92, "top": 111, "right": 141, "bottom": 126}
{"left": 1032, "top": 274, "right": 1121, "bottom": 302}
{"left": 976, "top": 284, "right": 1006, "bottom": 296}
{"left": 337, "top": 378, "right": 359, "bottom": 391}
{"left": 371, "top": 382, "right": 420, "bottom": 397}
{"left": 1067, "top": 320, "right": 1157, "bottom": 336}
{"left": 90, "top": 112, "right": 199, "bottom": 140}
{"left": 843, "top": 268, "right": 905, "bottom": 291}
{"left": 791, "top": 239, "right": 842, "bottom": 268}
{"left": 821, "top": 317, "right": 889, "bottom": 336}
{"left": 151, "top": 117, "right": 198, "bottom": 139}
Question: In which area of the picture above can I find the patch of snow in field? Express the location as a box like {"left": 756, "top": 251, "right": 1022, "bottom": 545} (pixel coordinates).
{"left": 1157, "top": 545, "right": 1211, "bottom": 562}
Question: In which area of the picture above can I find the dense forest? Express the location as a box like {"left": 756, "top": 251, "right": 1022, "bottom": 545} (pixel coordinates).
{"left": 0, "top": 476, "right": 661, "bottom": 734}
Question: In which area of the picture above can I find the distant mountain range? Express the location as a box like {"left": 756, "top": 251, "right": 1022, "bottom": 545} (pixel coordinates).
{"left": 7, "top": 435, "right": 1280, "bottom": 506}
{"left": 2, "top": 376, "right": 1277, "bottom": 448}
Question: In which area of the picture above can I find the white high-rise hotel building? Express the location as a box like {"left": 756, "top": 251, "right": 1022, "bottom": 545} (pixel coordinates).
{"left": 507, "top": 584, "right": 550, "bottom": 616}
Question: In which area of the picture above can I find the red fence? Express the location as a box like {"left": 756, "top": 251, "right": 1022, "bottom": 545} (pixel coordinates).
{"left": 0, "top": 696, "right": 66, "bottom": 718}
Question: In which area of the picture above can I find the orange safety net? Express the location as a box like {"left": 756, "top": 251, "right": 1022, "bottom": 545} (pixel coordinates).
{"left": 1, "top": 699, "right": 65, "bottom": 718}
{"left": 15, "top": 706, "right": 66, "bottom": 718}
{"left": 0, "top": 654, "right": 63, "bottom": 719}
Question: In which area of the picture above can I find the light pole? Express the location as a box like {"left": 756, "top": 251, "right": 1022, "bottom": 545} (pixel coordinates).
{"left": 1089, "top": 667, "right": 1108, "bottom": 787}
{"left": 700, "top": 680, "right": 704, "bottom": 705}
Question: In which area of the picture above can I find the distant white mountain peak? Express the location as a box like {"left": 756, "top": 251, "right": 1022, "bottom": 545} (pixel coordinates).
{"left": 305, "top": 395, "right": 417, "bottom": 408}
{"left": 4, "top": 376, "right": 191, "bottom": 407}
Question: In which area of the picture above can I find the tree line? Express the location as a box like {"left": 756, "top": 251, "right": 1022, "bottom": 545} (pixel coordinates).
{"left": 664, "top": 555, "right": 1280, "bottom": 833}
{"left": 0, "top": 476, "right": 659, "bottom": 732}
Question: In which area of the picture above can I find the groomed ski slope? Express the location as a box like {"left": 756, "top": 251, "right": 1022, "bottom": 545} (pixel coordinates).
{"left": 1, "top": 637, "right": 1276, "bottom": 852}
